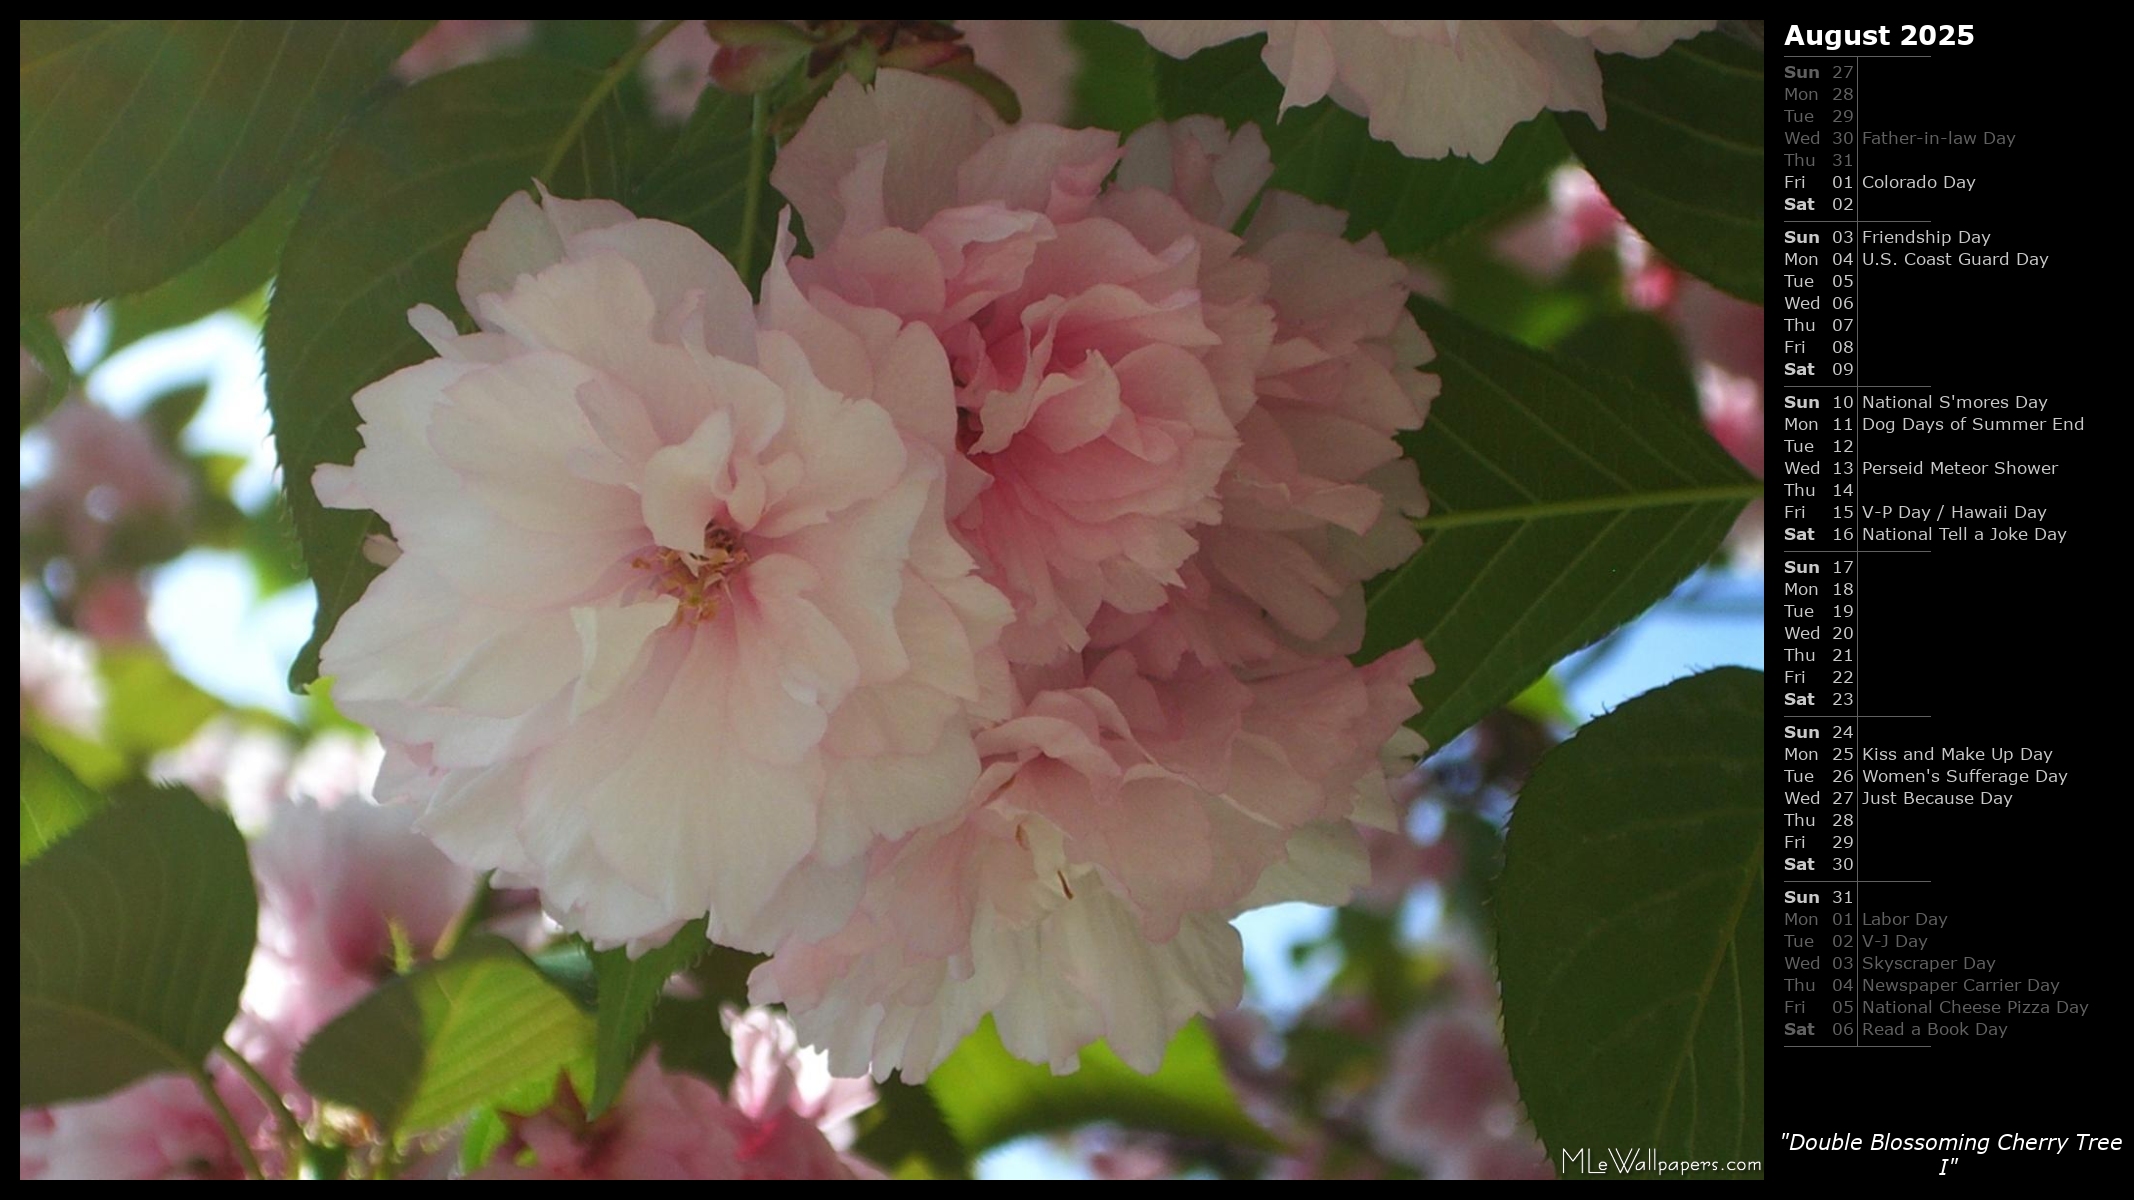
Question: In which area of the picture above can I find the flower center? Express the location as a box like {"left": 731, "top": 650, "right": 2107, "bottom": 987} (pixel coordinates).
{"left": 632, "top": 523, "right": 751, "bottom": 626}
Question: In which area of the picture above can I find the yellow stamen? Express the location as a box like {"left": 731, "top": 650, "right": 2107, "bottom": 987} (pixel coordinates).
{"left": 635, "top": 524, "right": 751, "bottom": 625}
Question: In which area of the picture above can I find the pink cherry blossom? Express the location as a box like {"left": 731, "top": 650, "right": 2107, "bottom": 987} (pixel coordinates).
{"left": 771, "top": 72, "right": 1262, "bottom": 666}
{"left": 1493, "top": 167, "right": 1627, "bottom": 277}
{"left": 19, "top": 607, "right": 101, "bottom": 737}
{"left": 1087, "top": 1137, "right": 1177, "bottom": 1181}
{"left": 726, "top": 1007, "right": 876, "bottom": 1149}
{"left": 19, "top": 1069, "right": 275, "bottom": 1181}
{"left": 1495, "top": 166, "right": 1679, "bottom": 307}
{"left": 316, "top": 74, "right": 1433, "bottom": 1087}
{"left": 751, "top": 76, "right": 1435, "bottom": 1082}
{"left": 284, "top": 729, "right": 388, "bottom": 812}
{"left": 242, "top": 797, "right": 479, "bottom": 1052}
{"left": 1673, "top": 280, "right": 1765, "bottom": 570}
{"left": 393, "top": 20, "right": 532, "bottom": 82}
{"left": 73, "top": 575, "right": 151, "bottom": 644}
{"left": 315, "top": 187, "right": 1008, "bottom": 952}
{"left": 724, "top": 1008, "right": 883, "bottom": 1179}
{"left": 480, "top": 1057, "right": 746, "bottom": 1180}
{"left": 1357, "top": 825, "right": 1463, "bottom": 912}
{"left": 151, "top": 719, "right": 299, "bottom": 834}
{"left": 1676, "top": 279, "right": 1765, "bottom": 477}
{"left": 1123, "top": 21, "right": 1714, "bottom": 161}
{"left": 1456, "top": 1134, "right": 1558, "bottom": 1180}
{"left": 640, "top": 19, "right": 720, "bottom": 121}
{"left": 754, "top": 642, "right": 1428, "bottom": 1081}
{"left": 20, "top": 399, "right": 191, "bottom": 566}
{"left": 1368, "top": 933, "right": 1552, "bottom": 1180}
{"left": 1099, "top": 126, "right": 1438, "bottom": 667}
{"left": 479, "top": 1012, "right": 881, "bottom": 1180}
{"left": 150, "top": 725, "right": 379, "bottom": 836}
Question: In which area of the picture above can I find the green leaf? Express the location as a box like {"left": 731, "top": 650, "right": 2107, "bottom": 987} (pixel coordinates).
{"left": 239, "top": 498, "right": 309, "bottom": 595}
{"left": 1553, "top": 309, "right": 1701, "bottom": 419}
{"left": 295, "top": 937, "right": 595, "bottom": 1141}
{"left": 1362, "top": 300, "right": 1756, "bottom": 747}
{"left": 588, "top": 918, "right": 707, "bottom": 1118}
{"left": 1558, "top": 33, "right": 1764, "bottom": 302}
{"left": 1496, "top": 668, "right": 1763, "bottom": 1177}
{"left": 528, "top": 19, "right": 641, "bottom": 70}
{"left": 1269, "top": 105, "right": 1569, "bottom": 254}
{"left": 532, "top": 940, "right": 598, "bottom": 1008}
{"left": 635, "top": 945, "right": 758, "bottom": 1092}
{"left": 633, "top": 87, "right": 776, "bottom": 286}
{"left": 142, "top": 384, "right": 212, "bottom": 448}
{"left": 458, "top": 1106, "right": 513, "bottom": 1175}
{"left": 96, "top": 647, "right": 224, "bottom": 760}
{"left": 1144, "top": 37, "right": 1276, "bottom": 134}
{"left": 16, "top": 714, "right": 126, "bottom": 791}
{"left": 1419, "top": 236, "right": 1598, "bottom": 351}
{"left": 852, "top": 1079, "right": 970, "bottom": 1179}
{"left": 17, "top": 314, "right": 73, "bottom": 431}
{"left": 19, "top": 787, "right": 256, "bottom": 1105}
{"left": 1065, "top": 20, "right": 1158, "bottom": 131}
{"left": 18, "top": 737, "right": 107, "bottom": 863}
{"left": 927, "top": 1018, "right": 1273, "bottom": 1154}
{"left": 18, "top": 20, "right": 429, "bottom": 312}
{"left": 1149, "top": 36, "right": 1568, "bottom": 253}
{"left": 1505, "top": 673, "right": 1575, "bottom": 730}
{"left": 264, "top": 57, "right": 639, "bottom": 689}
{"left": 101, "top": 181, "right": 307, "bottom": 357}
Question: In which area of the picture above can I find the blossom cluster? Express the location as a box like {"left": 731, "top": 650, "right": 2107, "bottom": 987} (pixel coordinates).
{"left": 315, "top": 69, "right": 1435, "bottom": 1080}
{"left": 1124, "top": 21, "right": 1714, "bottom": 160}
{"left": 20, "top": 742, "right": 474, "bottom": 1179}
{"left": 1368, "top": 936, "right": 1553, "bottom": 1179}
{"left": 20, "top": 399, "right": 191, "bottom": 642}
{"left": 473, "top": 1011, "right": 878, "bottom": 1180}
{"left": 17, "top": 715, "right": 875, "bottom": 1180}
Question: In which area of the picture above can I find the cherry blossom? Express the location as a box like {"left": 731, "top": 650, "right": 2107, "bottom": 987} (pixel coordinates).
{"left": 242, "top": 797, "right": 479, "bottom": 1055}
{"left": 19, "top": 607, "right": 102, "bottom": 737}
{"left": 772, "top": 73, "right": 1261, "bottom": 665}
{"left": 19, "top": 1071, "right": 276, "bottom": 1181}
{"left": 20, "top": 400, "right": 191, "bottom": 567}
{"left": 753, "top": 75, "right": 1434, "bottom": 1080}
{"left": 480, "top": 1012, "right": 881, "bottom": 1179}
{"left": 314, "top": 186, "right": 1009, "bottom": 952}
{"left": 393, "top": 19, "right": 533, "bottom": 82}
{"left": 1123, "top": 20, "right": 1714, "bottom": 161}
